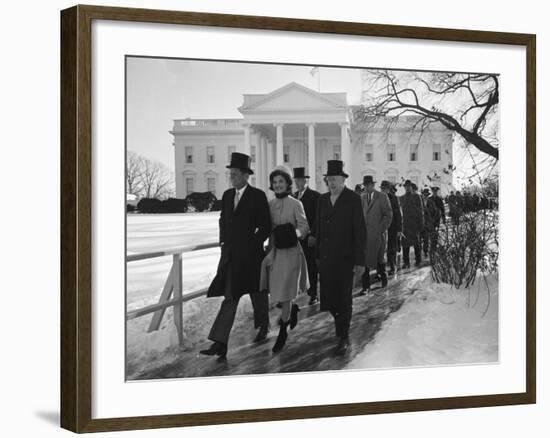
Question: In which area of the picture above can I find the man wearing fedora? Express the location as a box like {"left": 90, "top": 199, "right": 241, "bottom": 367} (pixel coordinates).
{"left": 200, "top": 152, "right": 271, "bottom": 360}
{"left": 399, "top": 180, "right": 424, "bottom": 268}
{"left": 292, "top": 167, "right": 321, "bottom": 305}
{"left": 359, "top": 176, "right": 393, "bottom": 295}
{"left": 315, "top": 160, "right": 366, "bottom": 355}
{"left": 380, "top": 180, "right": 402, "bottom": 276}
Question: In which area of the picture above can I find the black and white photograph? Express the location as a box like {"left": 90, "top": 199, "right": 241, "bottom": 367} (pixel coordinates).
{"left": 125, "top": 57, "right": 500, "bottom": 381}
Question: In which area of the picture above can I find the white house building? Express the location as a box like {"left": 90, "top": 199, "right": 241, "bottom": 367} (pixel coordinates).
{"left": 170, "top": 82, "right": 454, "bottom": 199}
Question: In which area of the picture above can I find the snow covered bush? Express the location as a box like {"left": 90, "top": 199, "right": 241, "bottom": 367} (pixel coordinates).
{"left": 431, "top": 209, "right": 498, "bottom": 290}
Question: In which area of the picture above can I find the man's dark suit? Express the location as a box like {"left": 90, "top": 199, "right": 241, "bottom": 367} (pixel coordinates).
{"left": 206, "top": 184, "right": 271, "bottom": 345}
{"left": 293, "top": 187, "right": 321, "bottom": 298}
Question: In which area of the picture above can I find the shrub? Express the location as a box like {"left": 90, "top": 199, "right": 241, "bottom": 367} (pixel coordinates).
{"left": 161, "top": 197, "right": 188, "bottom": 213}
{"left": 210, "top": 199, "right": 222, "bottom": 211}
{"left": 185, "top": 192, "right": 217, "bottom": 212}
{"left": 126, "top": 204, "right": 136, "bottom": 213}
{"left": 137, "top": 197, "right": 163, "bottom": 213}
{"left": 431, "top": 209, "right": 498, "bottom": 290}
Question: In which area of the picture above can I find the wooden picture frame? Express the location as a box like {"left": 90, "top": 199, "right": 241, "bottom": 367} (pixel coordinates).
{"left": 60, "top": 4, "right": 536, "bottom": 433}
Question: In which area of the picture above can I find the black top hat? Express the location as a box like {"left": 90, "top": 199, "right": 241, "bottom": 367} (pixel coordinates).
{"left": 421, "top": 188, "right": 431, "bottom": 195}
{"left": 411, "top": 183, "right": 418, "bottom": 191}
{"left": 293, "top": 167, "right": 309, "bottom": 179}
{"left": 431, "top": 186, "right": 440, "bottom": 191}
{"left": 379, "top": 180, "right": 391, "bottom": 189}
{"left": 403, "top": 179, "right": 412, "bottom": 187}
{"left": 323, "top": 160, "right": 348, "bottom": 178}
{"left": 226, "top": 152, "right": 254, "bottom": 174}
{"left": 363, "top": 175, "right": 376, "bottom": 186}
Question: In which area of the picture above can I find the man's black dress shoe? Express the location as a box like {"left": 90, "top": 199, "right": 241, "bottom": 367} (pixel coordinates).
{"left": 199, "top": 342, "right": 227, "bottom": 358}
{"left": 334, "top": 337, "right": 350, "bottom": 356}
{"left": 253, "top": 325, "right": 269, "bottom": 343}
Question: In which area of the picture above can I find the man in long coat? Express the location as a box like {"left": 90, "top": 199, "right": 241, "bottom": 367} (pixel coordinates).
{"left": 200, "top": 152, "right": 271, "bottom": 359}
{"left": 381, "top": 181, "right": 402, "bottom": 276}
{"left": 399, "top": 179, "right": 424, "bottom": 268}
{"left": 316, "top": 160, "right": 366, "bottom": 355}
{"left": 421, "top": 188, "right": 436, "bottom": 258}
{"left": 359, "top": 176, "right": 393, "bottom": 294}
{"left": 292, "top": 167, "right": 321, "bottom": 305}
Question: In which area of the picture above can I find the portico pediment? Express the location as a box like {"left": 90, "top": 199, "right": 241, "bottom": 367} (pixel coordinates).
{"left": 238, "top": 82, "right": 347, "bottom": 113}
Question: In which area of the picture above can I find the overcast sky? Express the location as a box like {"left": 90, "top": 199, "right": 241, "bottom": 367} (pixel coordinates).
{"left": 126, "top": 57, "right": 363, "bottom": 170}
{"left": 126, "top": 57, "right": 495, "bottom": 188}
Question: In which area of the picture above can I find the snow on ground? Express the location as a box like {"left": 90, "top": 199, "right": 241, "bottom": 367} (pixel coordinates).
{"left": 126, "top": 212, "right": 499, "bottom": 378}
{"left": 346, "top": 273, "right": 498, "bottom": 370}
{"left": 126, "top": 212, "right": 221, "bottom": 309}
{"left": 126, "top": 212, "right": 223, "bottom": 375}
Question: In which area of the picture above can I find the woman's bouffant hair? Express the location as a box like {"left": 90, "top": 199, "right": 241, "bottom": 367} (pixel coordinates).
{"left": 269, "top": 168, "right": 293, "bottom": 193}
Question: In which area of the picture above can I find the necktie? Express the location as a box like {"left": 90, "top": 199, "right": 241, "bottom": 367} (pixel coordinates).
{"left": 368, "top": 193, "right": 372, "bottom": 205}
{"left": 234, "top": 189, "right": 240, "bottom": 210}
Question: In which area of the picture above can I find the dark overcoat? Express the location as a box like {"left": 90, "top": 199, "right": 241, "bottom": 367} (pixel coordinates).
{"left": 207, "top": 184, "right": 271, "bottom": 300}
{"left": 315, "top": 187, "right": 366, "bottom": 313}
{"left": 399, "top": 192, "right": 424, "bottom": 245}
{"left": 388, "top": 192, "right": 403, "bottom": 234}
{"left": 293, "top": 187, "right": 321, "bottom": 238}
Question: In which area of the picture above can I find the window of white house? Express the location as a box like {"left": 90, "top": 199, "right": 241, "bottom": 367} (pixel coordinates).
{"left": 387, "top": 144, "right": 396, "bottom": 161}
{"left": 433, "top": 143, "right": 441, "bottom": 161}
{"left": 388, "top": 175, "right": 397, "bottom": 183}
{"left": 365, "top": 143, "right": 374, "bottom": 162}
{"left": 251, "top": 146, "right": 256, "bottom": 163}
{"left": 185, "top": 146, "right": 193, "bottom": 164}
{"left": 207, "top": 146, "right": 215, "bottom": 164}
{"left": 410, "top": 144, "right": 419, "bottom": 161}
{"left": 227, "top": 145, "right": 236, "bottom": 162}
{"left": 410, "top": 175, "right": 419, "bottom": 186}
{"left": 333, "top": 145, "right": 341, "bottom": 160}
{"left": 207, "top": 177, "right": 216, "bottom": 194}
{"left": 283, "top": 146, "right": 290, "bottom": 163}
{"left": 186, "top": 177, "right": 194, "bottom": 195}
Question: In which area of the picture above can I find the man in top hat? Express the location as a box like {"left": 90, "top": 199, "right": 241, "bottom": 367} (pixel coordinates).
{"left": 292, "top": 167, "right": 321, "bottom": 305}
{"left": 380, "top": 180, "right": 402, "bottom": 276}
{"left": 399, "top": 180, "right": 424, "bottom": 268}
{"left": 200, "top": 152, "right": 271, "bottom": 360}
{"left": 359, "top": 175, "right": 393, "bottom": 295}
{"left": 315, "top": 160, "right": 366, "bottom": 355}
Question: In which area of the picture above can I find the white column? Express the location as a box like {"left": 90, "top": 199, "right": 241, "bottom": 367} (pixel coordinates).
{"left": 307, "top": 123, "right": 316, "bottom": 190}
{"left": 275, "top": 123, "right": 284, "bottom": 165}
{"left": 254, "top": 133, "right": 261, "bottom": 188}
{"left": 243, "top": 124, "right": 251, "bottom": 155}
{"left": 340, "top": 121, "right": 351, "bottom": 180}
{"left": 262, "top": 137, "right": 268, "bottom": 190}
{"left": 267, "top": 139, "right": 274, "bottom": 177}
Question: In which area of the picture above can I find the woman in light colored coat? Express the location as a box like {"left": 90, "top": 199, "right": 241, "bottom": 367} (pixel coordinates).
{"left": 260, "top": 165, "right": 309, "bottom": 353}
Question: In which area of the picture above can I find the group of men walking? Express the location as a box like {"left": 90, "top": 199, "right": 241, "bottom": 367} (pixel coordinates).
{"left": 199, "top": 152, "right": 446, "bottom": 362}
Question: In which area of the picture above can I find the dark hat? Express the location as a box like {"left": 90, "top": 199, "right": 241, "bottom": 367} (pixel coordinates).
{"left": 431, "top": 186, "right": 440, "bottom": 191}
{"left": 363, "top": 175, "right": 376, "bottom": 186}
{"left": 293, "top": 167, "right": 309, "bottom": 179}
{"left": 422, "top": 188, "right": 431, "bottom": 195}
{"left": 380, "top": 180, "right": 391, "bottom": 189}
{"left": 411, "top": 183, "right": 418, "bottom": 191}
{"left": 226, "top": 152, "right": 253, "bottom": 174}
{"left": 323, "top": 160, "right": 348, "bottom": 178}
{"left": 404, "top": 179, "right": 412, "bottom": 187}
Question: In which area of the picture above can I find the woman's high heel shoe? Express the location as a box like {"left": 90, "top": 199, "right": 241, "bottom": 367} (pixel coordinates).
{"left": 272, "top": 318, "right": 289, "bottom": 353}
{"left": 289, "top": 303, "right": 300, "bottom": 330}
